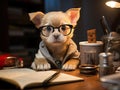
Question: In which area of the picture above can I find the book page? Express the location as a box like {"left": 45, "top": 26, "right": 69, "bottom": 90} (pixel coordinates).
{"left": 0, "top": 68, "right": 84, "bottom": 89}
{"left": 52, "top": 73, "right": 84, "bottom": 83}
{"left": 0, "top": 68, "right": 56, "bottom": 89}
{"left": 0, "top": 68, "right": 35, "bottom": 78}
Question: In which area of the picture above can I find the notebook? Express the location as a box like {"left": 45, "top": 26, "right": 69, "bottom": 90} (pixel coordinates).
{"left": 0, "top": 68, "right": 84, "bottom": 90}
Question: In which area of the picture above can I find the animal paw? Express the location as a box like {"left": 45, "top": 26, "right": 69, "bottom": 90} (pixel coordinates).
{"left": 31, "top": 58, "right": 51, "bottom": 70}
{"left": 62, "top": 59, "right": 79, "bottom": 70}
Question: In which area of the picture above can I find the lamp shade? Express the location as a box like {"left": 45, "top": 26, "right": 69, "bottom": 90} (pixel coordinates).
{"left": 105, "top": 0, "right": 120, "bottom": 8}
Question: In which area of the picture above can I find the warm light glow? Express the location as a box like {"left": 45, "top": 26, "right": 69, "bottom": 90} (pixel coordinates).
{"left": 105, "top": 1, "right": 120, "bottom": 8}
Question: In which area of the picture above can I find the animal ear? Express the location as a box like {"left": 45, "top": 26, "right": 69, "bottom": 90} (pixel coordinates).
{"left": 66, "top": 8, "right": 81, "bottom": 26}
{"left": 28, "top": 12, "right": 45, "bottom": 28}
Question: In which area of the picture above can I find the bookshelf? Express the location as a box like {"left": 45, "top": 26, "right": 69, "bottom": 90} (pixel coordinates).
{"left": 7, "top": 0, "right": 44, "bottom": 67}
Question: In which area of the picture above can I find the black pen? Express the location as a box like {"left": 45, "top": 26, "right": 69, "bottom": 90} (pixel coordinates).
{"left": 42, "top": 71, "right": 60, "bottom": 87}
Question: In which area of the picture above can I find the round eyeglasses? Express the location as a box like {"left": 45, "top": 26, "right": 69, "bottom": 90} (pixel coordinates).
{"left": 39, "top": 24, "right": 73, "bottom": 37}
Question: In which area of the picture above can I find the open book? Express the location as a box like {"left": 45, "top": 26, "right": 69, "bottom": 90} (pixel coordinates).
{"left": 0, "top": 68, "right": 84, "bottom": 90}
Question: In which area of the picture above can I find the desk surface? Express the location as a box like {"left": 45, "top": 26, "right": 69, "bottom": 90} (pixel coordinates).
{"left": 0, "top": 69, "right": 108, "bottom": 90}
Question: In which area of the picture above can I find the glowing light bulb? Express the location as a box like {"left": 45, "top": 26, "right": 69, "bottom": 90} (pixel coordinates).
{"left": 105, "top": 1, "right": 120, "bottom": 8}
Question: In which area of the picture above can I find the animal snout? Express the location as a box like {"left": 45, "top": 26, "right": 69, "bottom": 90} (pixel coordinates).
{"left": 53, "top": 35, "right": 59, "bottom": 39}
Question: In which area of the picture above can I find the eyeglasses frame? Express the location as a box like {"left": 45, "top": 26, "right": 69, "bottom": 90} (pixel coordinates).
{"left": 39, "top": 24, "right": 73, "bottom": 37}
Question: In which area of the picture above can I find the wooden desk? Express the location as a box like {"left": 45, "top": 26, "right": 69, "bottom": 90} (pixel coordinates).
{"left": 0, "top": 69, "right": 108, "bottom": 90}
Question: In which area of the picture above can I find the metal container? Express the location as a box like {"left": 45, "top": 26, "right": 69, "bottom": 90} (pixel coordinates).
{"left": 79, "top": 41, "right": 103, "bottom": 65}
{"left": 99, "top": 52, "right": 114, "bottom": 77}
{"left": 102, "top": 32, "right": 120, "bottom": 70}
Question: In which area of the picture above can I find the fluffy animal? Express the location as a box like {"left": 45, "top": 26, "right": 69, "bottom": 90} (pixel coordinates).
{"left": 29, "top": 8, "right": 81, "bottom": 71}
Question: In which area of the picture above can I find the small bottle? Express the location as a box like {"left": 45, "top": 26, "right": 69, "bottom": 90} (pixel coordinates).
{"left": 99, "top": 52, "right": 114, "bottom": 77}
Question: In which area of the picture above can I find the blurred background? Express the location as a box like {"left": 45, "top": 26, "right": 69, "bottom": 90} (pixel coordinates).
{"left": 0, "top": 0, "right": 119, "bottom": 66}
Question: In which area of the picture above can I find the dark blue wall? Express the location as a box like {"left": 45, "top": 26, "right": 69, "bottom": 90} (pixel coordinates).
{"left": 45, "top": 0, "right": 74, "bottom": 12}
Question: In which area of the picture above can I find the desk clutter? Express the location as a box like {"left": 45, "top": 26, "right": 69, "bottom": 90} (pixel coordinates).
{"left": 79, "top": 28, "right": 120, "bottom": 73}
{"left": 99, "top": 32, "right": 120, "bottom": 90}
{"left": 79, "top": 28, "right": 120, "bottom": 90}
